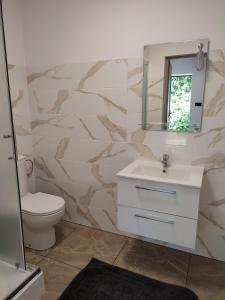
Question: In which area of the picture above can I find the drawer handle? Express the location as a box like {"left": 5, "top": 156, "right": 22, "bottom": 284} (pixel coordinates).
{"left": 134, "top": 213, "right": 174, "bottom": 224}
{"left": 136, "top": 185, "right": 176, "bottom": 195}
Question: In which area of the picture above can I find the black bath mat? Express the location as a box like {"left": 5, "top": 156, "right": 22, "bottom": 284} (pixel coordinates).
{"left": 59, "top": 258, "right": 198, "bottom": 300}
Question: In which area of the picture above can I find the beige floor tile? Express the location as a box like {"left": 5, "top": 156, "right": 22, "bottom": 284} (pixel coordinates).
{"left": 25, "top": 249, "right": 43, "bottom": 265}
{"left": 26, "top": 221, "right": 75, "bottom": 257}
{"left": 39, "top": 257, "right": 79, "bottom": 300}
{"left": 55, "top": 221, "right": 75, "bottom": 244}
{"left": 48, "top": 226, "right": 127, "bottom": 269}
{"left": 114, "top": 238, "right": 190, "bottom": 286}
{"left": 60, "top": 220, "right": 78, "bottom": 230}
{"left": 187, "top": 255, "right": 225, "bottom": 300}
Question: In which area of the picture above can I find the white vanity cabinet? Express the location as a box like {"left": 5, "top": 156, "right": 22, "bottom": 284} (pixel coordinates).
{"left": 116, "top": 160, "right": 204, "bottom": 249}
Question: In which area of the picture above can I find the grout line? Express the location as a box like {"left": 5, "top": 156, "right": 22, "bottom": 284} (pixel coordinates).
{"left": 112, "top": 238, "right": 129, "bottom": 265}
{"left": 25, "top": 248, "right": 49, "bottom": 259}
{"left": 38, "top": 255, "right": 82, "bottom": 272}
{"left": 63, "top": 220, "right": 194, "bottom": 259}
{"left": 36, "top": 257, "right": 46, "bottom": 265}
{"left": 63, "top": 219, "right": 132, "bottom": 240}
{"left": 39, "top": 224, "right": 84, "bottom": 270}
{"left": 185, "top": 254, "right": 192, "bottom": 287}
{"left": 57, "top": 225, "right": 78, "bottom": 244}
{"left": 44, "top": 226, "right": 77, "bottom": 258}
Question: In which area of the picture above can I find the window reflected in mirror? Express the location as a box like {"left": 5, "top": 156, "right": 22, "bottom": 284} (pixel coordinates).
{"left": 142, "top": 39, "right": 208, "bottom": 133}
{"left": 168, "top": 74, "right": 192, "bottom": 131}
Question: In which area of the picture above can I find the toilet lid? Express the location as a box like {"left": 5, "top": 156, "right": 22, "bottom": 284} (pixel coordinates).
{"left": 21, "top": 192, "right": 65, "bottom": 216}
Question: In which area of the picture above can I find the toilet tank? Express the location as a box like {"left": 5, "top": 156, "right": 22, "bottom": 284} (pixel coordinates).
{"left": 17, "top": 155, "right": 28, "bottom": 197}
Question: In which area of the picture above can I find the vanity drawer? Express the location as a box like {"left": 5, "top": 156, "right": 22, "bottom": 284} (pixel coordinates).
{"left": 117, "top": 205, "right": 197, "bottom": 249}
{"left": 117, "top": 178, "right": 200, "bottom": 219}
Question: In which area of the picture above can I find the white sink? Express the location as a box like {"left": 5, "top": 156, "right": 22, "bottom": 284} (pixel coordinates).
{"left": 117, "top": 160, "right": 204, "bottom": 188}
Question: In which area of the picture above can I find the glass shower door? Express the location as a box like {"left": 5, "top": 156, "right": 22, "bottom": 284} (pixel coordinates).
{"left": 0, "top": 10, "right": 25, "bottom": 270}
{"left": 0, "top": 4, "right": 42, "bottom": 299}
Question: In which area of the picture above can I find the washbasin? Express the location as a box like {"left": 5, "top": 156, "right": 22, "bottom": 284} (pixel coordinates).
{"left": 117, "top": 160, "right": 204, "bottom": 188}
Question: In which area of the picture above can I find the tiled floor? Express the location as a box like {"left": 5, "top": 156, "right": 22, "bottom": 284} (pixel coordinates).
{"left": 26, "top": 221, "right": 225, "bottom": 300}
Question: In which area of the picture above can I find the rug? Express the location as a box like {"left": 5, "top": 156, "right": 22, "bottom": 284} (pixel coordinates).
{"left": 59, "top": 258, "right": 198, "bottom": 300}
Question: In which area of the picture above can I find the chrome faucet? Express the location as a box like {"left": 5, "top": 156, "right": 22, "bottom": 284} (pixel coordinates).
{"left": 161, "top": 153, "right": 169, "bottom": 173}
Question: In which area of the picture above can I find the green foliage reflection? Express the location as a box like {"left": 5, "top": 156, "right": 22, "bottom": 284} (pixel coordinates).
{"left": 168, "top": 75, "right": 192, "bottom": 131}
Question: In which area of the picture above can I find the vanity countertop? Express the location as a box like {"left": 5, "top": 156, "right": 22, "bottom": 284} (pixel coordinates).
{"left": 117, "top": 159, "right": 204, "bottom": 188}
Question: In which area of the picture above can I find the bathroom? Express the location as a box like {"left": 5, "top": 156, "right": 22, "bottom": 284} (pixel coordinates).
{"left": 0, "top": 0, "right": 225, "bottom": 299}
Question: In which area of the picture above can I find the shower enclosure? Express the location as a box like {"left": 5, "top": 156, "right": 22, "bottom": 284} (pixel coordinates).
{"left": 0, "top": 4, "right": 42, "bottom": 300}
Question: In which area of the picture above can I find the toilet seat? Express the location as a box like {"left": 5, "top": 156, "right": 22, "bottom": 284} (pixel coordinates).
{"left": 21, "top": 192, "right": 65, "bottom": 216}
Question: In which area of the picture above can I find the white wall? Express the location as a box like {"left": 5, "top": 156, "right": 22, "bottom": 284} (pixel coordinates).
{"left": 22, "top": 0, "right": 225, "bottom": 66}
{"left": 2, "top": 0, "right": 26, "bottom": 65}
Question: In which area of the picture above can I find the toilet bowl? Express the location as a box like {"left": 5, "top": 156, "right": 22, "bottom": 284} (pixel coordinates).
{"left": 17, "top": 155, "right": 65, "bottom": 250}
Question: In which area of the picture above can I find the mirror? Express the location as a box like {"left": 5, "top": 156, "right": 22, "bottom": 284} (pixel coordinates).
{"left": 142, "top": 39, "right": 209, "bottom": 132}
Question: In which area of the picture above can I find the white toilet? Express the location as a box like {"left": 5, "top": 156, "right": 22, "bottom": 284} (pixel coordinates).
{"left": 17, "top": 155, "right": 65, "bottom": 251}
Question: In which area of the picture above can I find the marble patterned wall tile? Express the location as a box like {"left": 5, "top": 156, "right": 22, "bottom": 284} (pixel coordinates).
{"left": 29, "top": 54, "right": 225, "bottom": 263}
{"left": 204, "top": 49, "right": 225, "bottom": 117}
{"left": 31, "top": 114, "right": 82, "bottom": 138}
{"left": 71, "top": 59, "right": 127, "bottom": 89}
{"left": 27, "top": 59, "right": 127, "bottom": 91}
{"left": 64, "top": 205, "right": 118, "bottom": 234}
{"left": 195, "top": 236, "right": 214, "bottom": 258}
{"left": 33, "top": 135, "right": 135, "bottom": 169}
{"left": 127, "top": 59, "right": 142, "bottom": 114}
{"left": 27, "top": 64, "right": 73, "bottom": 90}
{"left": 191, "top": 121, "right": 225, "bottom": 170}
{"left": 13, "top": 113, "right": 31, "bottom": 134}
{"left": 71, "top": 88, "right": 127, "bottom": 116}
{"left": 9, "top": 66, "right": 31, "bottom": 117}
{"left": 195, "top": 117, "right": 225, "bottom": 152}
{"left": 74, "top": 113, "right": 127, "bottom": 142}
{"left": 30, "top": 87, "right": 127, "bottom": 117}
{"left": 8, "top": 66, "right": 32, "bottom": 142}
{"left": 208, "top": 49, "right": 225, "bottom": 79}
{"left": 145, "top": 131, "right": 193, "bottom": 163}
{"left": 29, "top": 88, "right": 71, "bottom": 116}
{"left": 204, "top": 73, "right": 225, "bottom": 117}
{"left": 63, "top": 139, "right": 125, "bottom": 165}
{"left": 34, "top": 157, "right": 118, "bottom": 190}
{"left": 200, "top": 168, "right": 225, "bottom": 226}
{"left": 198, "top": 213, "right": 225, "bottom": 260}
{"left": 8, "top": 64, "right": 35, "bottom": 191}
{"left": 16, "top": 136, "right": 33, "bottom": 157}
{"left": 32, "top": 113, "right": 126, "bottom": 142}
{"left": 34, "top": 136, "right": 108, "bottom": 164}
{"left": 35, "top": 176, "right": 118, "bottom": 233}
{"left": 126, "top": 113, "right": 142, "bottom": 137}
{"left": 60, "top": 161, "right": 120, "bottom": 184}
{"left": 127, "top": 58, "right": 143, "bottom": 88}
{"left": 127, "top": 86, "right": 142, "bottom": 114}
